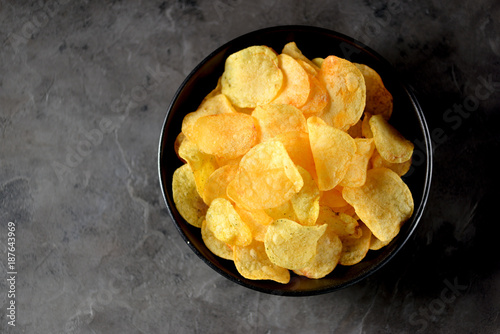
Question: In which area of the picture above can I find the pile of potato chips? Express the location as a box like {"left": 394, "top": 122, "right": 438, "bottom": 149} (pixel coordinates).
{"left": 172, "top": 42, "right": 414, "bottom": 284}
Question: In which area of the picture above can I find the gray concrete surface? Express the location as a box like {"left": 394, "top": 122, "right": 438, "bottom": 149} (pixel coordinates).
{"left": 1, "top": 0, "right": 499, "bottom": 333}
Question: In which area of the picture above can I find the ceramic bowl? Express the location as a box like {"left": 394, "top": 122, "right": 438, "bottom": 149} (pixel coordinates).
{"left": 158, "top": 25, "right": 432, "bottom": 296}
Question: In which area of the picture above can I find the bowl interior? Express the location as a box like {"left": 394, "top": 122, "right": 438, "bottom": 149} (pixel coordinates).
{"left": 158, "top": 25, "right": 432, "bottom": 296}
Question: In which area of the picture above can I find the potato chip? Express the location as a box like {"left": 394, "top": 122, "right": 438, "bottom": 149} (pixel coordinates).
{"left": 281, "top": 42, "right": 320, "bottom": 71}
{"left": 370, "top": 149, "right": 412, "bottom": 176}
{"left": 342, "top": 167, "right": 414, "bottom": 242}
{"left": 215, "top": 154, "right": 243, "bottom": 168}
{"left": 300, "top": 74, "right": 329, "bottom": 117}
{"left": 182, "top": 93, "right": 236, "bottom": 142}
{"left": 318, "top": 55, "right": 366, "bottom": 130}
{"left": 339, "top": 222, "right": 372, "bottom": 266}
{"left": 221, "top": 45, "right": 283, "bottom": 108}
{"left": 201, "top": 219, "right": 233, "bottom": 260}
{"left": 369, "top": 114, "right": 414, "bottom": 163}
{"left": 311, "top": 57, "right": 324, "bottom": 68}
{"left": 202, "top": 163, "right": 239, "bottom": 205}
{"left": 294, "top": 228, "right": 342, "bottom": 279}
{"left": 296, "top": 58, "right": 319, "bottom": 77}
{"left": 191, "top": 113, "right": 258, "bottom": 159}
{"left": 234, "top": 206, "right": 272, "bottom": 242}
{"left": 335, "top": 204, "right": 357, "bottom": 216}
{"left": 178, "top": 138, "right": 218, "bottom": 196}
{"left": 340, "top": 138, "right": 375, "bottom": 188}
{"left": 320, "top": 187, "right": 348, "bottom": 209}
{"left": 233, "top": 106, "right": 255, "bottom": 115}
{"left": 337, "top": 212, "right": 362, "bottom": 238}
{"left": 174, "top": 132, "right": 186, "bottom": 163}
{"left": 227, "top": 140, "right": 303, "bottom": 210}
{"left": 307, "top": 116, "right": 356, "bottom": 191}
{"left": 347, "top": 118, "right": 363, "bottom": 138}
{"left": 273, "top": 131, "right": 317, "bottom": 181}
{"left": 316, "top": 206, "right": 361, "bottom": 239}
{"left": 205, "top": 198, "right": 252, "bottom": 246}
{"left": 264, "top": 219, "right": 327, "bottom": 270}
{"left": 369, "top": 233, "right": 391, "bottom": 251}
{"left": 272, "top": 53, "right": 311, "bottom": 108}
{"left": 234, "top": 240, "right": 290, "bottom": 284}
{"left": 354, "top": 63, "right": 393, "bottom": 120}
{"left": 265, "top": 200, "right": 299, "bottom": 222}
{"left": 204, "top": 77, "right": 222, "bottom": 100}
{"left": 291, "top": 166, "right": 320, "bottom": 226}
{"left": 172, "top": 164, "right": 208, "bottom": 228}
{"left": 251, "top": 104, "right": 307, "bottom": 142}
{"left": 361, "top": 112, "right": 373, "bottom": 138}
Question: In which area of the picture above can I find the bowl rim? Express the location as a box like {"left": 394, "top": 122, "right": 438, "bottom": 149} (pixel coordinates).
{"left": 158, "top": 25, "right": 433, "bottom": 296}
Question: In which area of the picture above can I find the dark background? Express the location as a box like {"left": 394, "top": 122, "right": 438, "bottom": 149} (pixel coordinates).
{"left": 0, "top": 0, "right": 499, "bottom": 333}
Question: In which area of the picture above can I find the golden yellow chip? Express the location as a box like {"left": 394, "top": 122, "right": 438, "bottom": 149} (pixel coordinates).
{"left": 340, "top": 138, "right": 375, "bottom": 188}
{"left": 291, "top": 166, "right": 320, "bottom": 226}
{"left": 296, "top": 58, "right": 319, "bottom": 77}
{"left": 221, "top": 45, "right": 283, "bottom": 108}
{"left": 294, "top": 229, "right": 342, "bottom": 279}
{"left": 339, "top": 222, "right": 372, "bottom": 266}
{"left": 347, "top": 118, "right": 363, "bottom": 138}
{"left": 191, "top": 113, "right": 258, "bottom": 159}
{"left": 369, "top": 233, "right": 391, "bottom": 250}
{"left": 233, "top": 106, "right": 255, "bottom": 115}
{"left": 311, "top": 57, "right": 324, "bottom": 68}
{"left": 178, "top": 138, "right": 218, "bottom": 197}
{"left": 300, "top": 74, "right": 329, "bottom": 117}
{"left": 316, "top": 206, "right": 361, "bottom": 239}
{"left": 335, "top": 204, "right": 357, "bottom": 216}
{"left": 181, "top": 93, "right": 236, "bottom": 142}
{"left": 273, "top": 131, "right": 317, "bottom": 181}
{"left": 370, "top": 149, "right": 412, "bottom": 176}
{"left": 369, "top": 114, "right": 414, "bottom": 163}
{"left": 227, "top": 140, "right": 303, "bottom": 210}
{"left": 265, "top": 200, "right": 298, "bottom": 222}
{"left": 361, "top": 112, "right": 373, "bottom": 138}
{"left": 215, "top": 154, "right": 243, "bottom": 168}
{"left": 264, "top": 219, "right": 327, "bottom": 270}
{"left": 307, "top": 116, "right": 356, "bottom": 191}
{"left": 205, "top": 198, "right": 252, "bottom": 247}
{"left": 172, "top": 164, "right": 208, "bottom": 228}
{"left": 234, "top": 240, "right": 290, "bottom": 284}
{"left": 201, "top": 219, "right": 233, "bottom": 260}
{"left": 234, "top": 206, "right": 272, "bottom": 242}
{"left": 320, "top": 187, "right": 348, "bottom": 209}
{"left": 174, "top": 132, "right": 186, "bottom": 163}
{"left": 342, "top": 167, "right": 414, "bottom": 242}
{"left": 318, "top": 55, "right": 366, "bottom": 130}
{"left": 281, "top": 42, "right": 320, "bottom": 71}
{"left": 272, "top": 53, "right": 311, "bottom": 108}
{"left": 203, "top": 77, "right": 222, "bottom": 101}
{"left": 202, "top": 164, "right": 238, "bottom": 205}
{"left": 251, "top": 103, "right": 307, "bottom": 142}
{"left": 355, "top": 63, "right": 393, "bottom": 120}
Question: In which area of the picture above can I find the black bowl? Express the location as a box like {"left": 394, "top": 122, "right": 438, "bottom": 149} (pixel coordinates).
{"left": 158, "top": 25, "right": 433, "bottom": 296}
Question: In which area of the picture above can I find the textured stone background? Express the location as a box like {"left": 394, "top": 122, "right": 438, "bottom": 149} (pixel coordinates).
{"left": 1, "top": 0, "right": 499, "bottom": 333}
